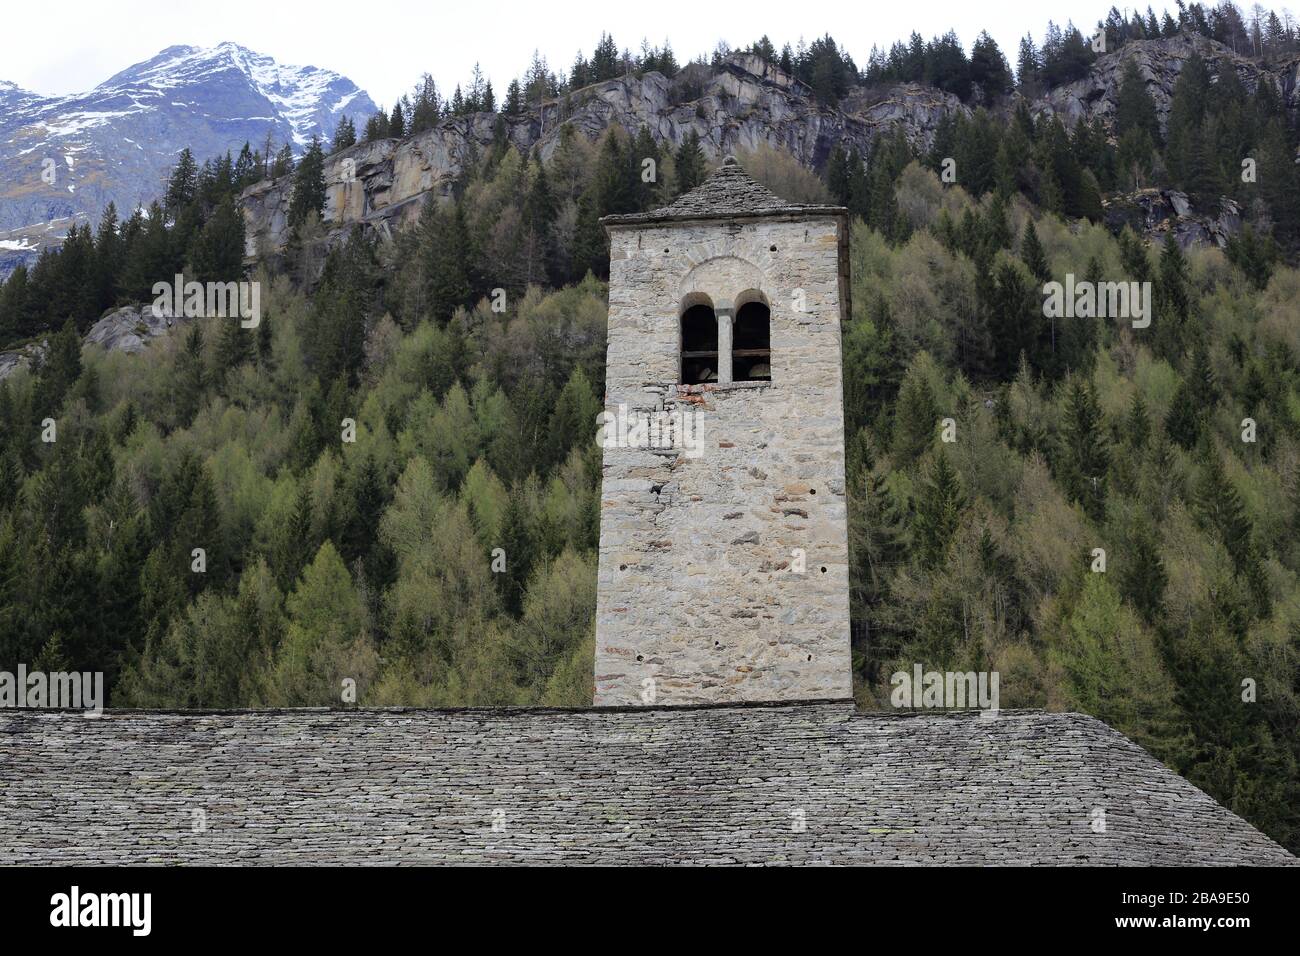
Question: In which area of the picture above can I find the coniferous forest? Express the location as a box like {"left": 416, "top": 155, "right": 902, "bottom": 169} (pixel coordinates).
{"left": 1, "top": 5, "right": 1299, "bottom": 851}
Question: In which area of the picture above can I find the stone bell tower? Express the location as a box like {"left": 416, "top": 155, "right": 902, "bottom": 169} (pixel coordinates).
{"left": 594, "top": 157, "right": 852, "bottom": 706}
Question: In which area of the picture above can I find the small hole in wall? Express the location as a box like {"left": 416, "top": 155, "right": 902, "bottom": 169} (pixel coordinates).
{"left": 636, "top": 655, "right": 644, "bottom": 662}
{"left": 664, "top": 248, "right": 670, "bottom": 254}
{"left": 810, "top": 488, "right": 817, "bottom": 495}
{"left": 769, "top": 245, "right": 777, "bottom": 252}
{"left": 807, "top": 655, "right": 813, "bottom": 661}
{"left": 619, "top": 564, "right": 627, "bottom": 571}
{"left": 820, "top": 566, "right": 827, "bottom": 573}
{"left": 715, "top": 641, "right": 722, "bottom": 648}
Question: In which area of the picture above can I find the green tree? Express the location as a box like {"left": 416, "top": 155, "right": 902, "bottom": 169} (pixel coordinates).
{"left": 674, "top": 130, "right": 706, "bottom": 197}
{"left": 1059, "top": 376, "right": 1110, "bottom": 521}
{"left": 270, "top": 541, "right": 378, "bottom": 705}
{"left": 287, "top": 137, "right": 327, "bottom": 230}
{"left": 913, "top": 451, "right": 966, "bottom": 569}
{"left": 892, "top": 364, "right": 940, "bottom": 466}
{"left": 1118, "top": 519, "right": 1167, "bottom": 625}
{"left": 189, "top": 195, "right": 245, "bottom": 283}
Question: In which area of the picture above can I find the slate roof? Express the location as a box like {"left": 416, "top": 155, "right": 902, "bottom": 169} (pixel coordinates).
{"left": 0, "top": 701, "right": 1292, "bottom": 865}
{"left": 602, "top": 155, "right": 846, "bottom": 226}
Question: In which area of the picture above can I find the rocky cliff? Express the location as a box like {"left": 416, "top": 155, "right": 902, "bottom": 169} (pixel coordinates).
{"left": 1034, "top": 33, "right": 1299, "bottom": 133}
{"left": 239, "top": 52, "right": 968, "bottom": 256}
{"left": 239, "top": 35, "right": 1298, "bottom": 259}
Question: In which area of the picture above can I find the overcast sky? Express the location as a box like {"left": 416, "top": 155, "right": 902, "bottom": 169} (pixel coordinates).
{"left": 4, "top": 0, "right": 1295, "bottom": 106}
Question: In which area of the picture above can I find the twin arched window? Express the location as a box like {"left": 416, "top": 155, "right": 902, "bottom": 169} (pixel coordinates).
{"left": 680, "top": 294, "right": 771, "bottom": 385}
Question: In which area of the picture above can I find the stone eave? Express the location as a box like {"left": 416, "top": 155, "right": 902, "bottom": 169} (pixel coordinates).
{"left": 601, "top": 205, "right": 847, "bottom": 230}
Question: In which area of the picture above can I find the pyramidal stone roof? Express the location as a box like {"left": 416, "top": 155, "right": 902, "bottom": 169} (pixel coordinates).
{"left": 602, "top": 155, "right": 846, "bottom": 226}
{"left": 1, "top": 702, "right": 1293, "bottom": 865}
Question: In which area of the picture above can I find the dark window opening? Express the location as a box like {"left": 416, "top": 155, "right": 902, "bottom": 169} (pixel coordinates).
{"left": 681, "top": 304, "right": 718, "bottom": 384}
{"left": 733, "top": 301, "right": 771, "bottom": 382}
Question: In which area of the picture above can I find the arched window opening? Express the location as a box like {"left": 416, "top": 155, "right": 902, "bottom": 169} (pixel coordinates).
{"left": 680, "top": 304, "right": 718, "bottom": 384}
{"left": 733, "top": 301, "right": 771, "bottom": 382}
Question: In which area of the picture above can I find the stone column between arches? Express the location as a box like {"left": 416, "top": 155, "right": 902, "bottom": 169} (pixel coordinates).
{"left": 715, "top": 299, "right": 734, "bottom": 384}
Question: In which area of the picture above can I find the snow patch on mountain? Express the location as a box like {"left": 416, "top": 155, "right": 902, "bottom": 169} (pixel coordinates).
{"left": 0, "top": 43, "right": 377, "bottom": 276}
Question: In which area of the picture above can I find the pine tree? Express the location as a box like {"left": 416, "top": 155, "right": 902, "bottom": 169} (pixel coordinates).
{"left": 1194, "top": 440, "right": 1271, "bottom": 617}
{"left": 92, "top": 203, "right": 122, "bottom": 312}
{"left": 986, "top": 257, "right": 1038, "bottom": 381}
{"left": 331, "top": 115, "right": 357, "bottom": 153}
{"left": 172, "top": 323, "right": 207, "bottom": 426}
{"left": 891, "top": 367, "right": 939, "bottom": 466}
{"left": 189, "top": 195, "right": 245, "bottom": 283}
{"left": 234, "top": 142, "right": 257, "bottom": 187}
{"left": 271, "top": 143, "right": 294, "bottom": 178}
{"left": 1060, "top": 376, "right": 1110, "bottom": 521}
{"left": 497, "top": 495, "right": 534, "bottom": 617}
{"left": 1019, "top": 220, "right": 1050, "bottom": 283}
{"left": 216, "top": 309, "right": 253, "bottom": 374}
{"left": 1115, "top": 58, "right": 1161, "bottom": 145}
{"left": 1118, "top": 518, "right": 1167, "bottom": 625}
{"left": 421, "top": 200, "right": 472, "bottom": 323}
{"left": 1127, "top": 392, "right": 1152, "bottom": 450}
{"left": 523, "top": 158, "right": 556, "bottom": 286}
{"left": 340, "top": 452, "right": 385, "bottom": 570}
{"left": 969, "top": 31, "right": 1012, "bottom": 99}
{"left": 164, "top": 148, "right": 199, "bottom": 218}
{"left": 631, "top": 125, "right": 661, "bottom": 211}
{"left": 1118, "top": 227, "right": 1152, "bottom": 282}
{"left": 914, "top": 451, "right": 966, "bottom": 569}
{"left": 546, "top": 367, "right": 600, "bottom": 469}
{"left": 1166, "top": 52, "right": 1211, "bottom": 188}
{"left": 275, "top": 481, "right": 315, "bottom": 590}
{"left": 847, "top": 432, "right": 907, "bottom": 603}
{"left": 1154, "top": 234, "right": 1191, "bottom": 360}
{"left": 287, "top": 137, "right": 327, "bottom": 230}
{"left": 674, "top": 131, "right": 706, "bottom": 197}
{"left": 34, "top": 319, "right": 83, "bottom": 419}
{"left": 256, "top": 311, "right": 273, "bottom": 365}
{"left": 504, "top": 79, "right": 523, "bottom": 115}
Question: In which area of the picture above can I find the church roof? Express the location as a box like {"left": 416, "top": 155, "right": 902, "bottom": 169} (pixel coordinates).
{"left": 602, "top": 155, "right": 846, "bottom": 227}
{"left": 1, "top": 701, "right": 1292, "bottom": 865}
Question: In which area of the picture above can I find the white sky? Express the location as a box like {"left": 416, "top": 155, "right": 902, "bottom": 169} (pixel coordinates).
{"left": 3, "top": 0, "right": 1295, "bottom": 107}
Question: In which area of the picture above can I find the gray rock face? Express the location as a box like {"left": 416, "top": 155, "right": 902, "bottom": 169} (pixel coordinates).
{"left": 0, "top": 304, "right": 193, "bottom": 381}
{"left": 0, "top": 43, "right": 376, "bottom": 277}
{"left": 0, "top": 344, "right": 39, "bottom": 381}
{"left": 84, "top": 304, "right": 193, "bottom": 354}
{"left": 0, "top": 702, "right": 1292, "bottom": 865}
{"left": 1035, "top": 33, "right": 1296, "bottom": 135}
{"left": 238, "top": 54, "right": 968, "bottom": 254}
{"left": 1103, "top": 188, "right": 1244, "bottom": 249}
{"left": 238, "top": 35, "right": 1299, "bottom": 260}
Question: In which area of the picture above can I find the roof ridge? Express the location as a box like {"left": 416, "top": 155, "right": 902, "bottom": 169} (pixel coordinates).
{"left": 602, "top": 154, "right": 846, "bottom": 226}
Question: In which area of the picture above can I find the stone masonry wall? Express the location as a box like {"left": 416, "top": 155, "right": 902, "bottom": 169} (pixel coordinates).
{"left": 594, "top": 215, "right": 851, "bottom": 705}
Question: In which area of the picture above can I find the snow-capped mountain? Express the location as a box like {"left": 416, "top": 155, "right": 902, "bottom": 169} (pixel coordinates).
{"left": 0, "top": 42, "right": 376, "bottom": 276}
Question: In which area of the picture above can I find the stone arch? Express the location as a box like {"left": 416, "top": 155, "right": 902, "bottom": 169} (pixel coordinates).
{"left": 679, "top": 293, "right": 718, "bottom": 385}
{"left": 677, "top": 255, "right": 766, "bottom": 310}
{"left": 732, "top": 289, "right": 772, "bottom": 382}
{"left": 678, "top": 256, "right": 770, "bottom": 386}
